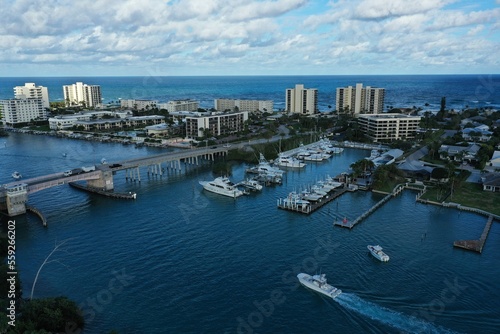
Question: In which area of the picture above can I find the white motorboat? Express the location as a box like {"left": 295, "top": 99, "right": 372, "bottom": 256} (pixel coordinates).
{"left": 304, "top": 153, "right": 324, "bottom": 162}
{"left": 199, "top": 177, "right": 245, "bottom": 198}
{"left": 247, "top": 153, "right": 285, "bottom": 176}
{"left": 301, "top": 190, "right": 323, "bottom": 202}
{"left": 12, "top": 171, "right": 22, "bottom": 179}
{"left": 281, "top": 191, "right": 311, "bottom": 209}
{"left": 274, "top": 153, "right": 306, "bottom": 169}
{"left": 367, "top": 245, "right": 390, "bottom": 262}
{"left": 297, "top": 273, "right": 342, "bottom": 299}
{"left": 239, "top": 179, "right": 263, "bottom": 191}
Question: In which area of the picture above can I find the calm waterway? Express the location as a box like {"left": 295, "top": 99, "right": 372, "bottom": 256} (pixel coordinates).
{"left": 1, "top": 132, "right": 499, "bottom": 334}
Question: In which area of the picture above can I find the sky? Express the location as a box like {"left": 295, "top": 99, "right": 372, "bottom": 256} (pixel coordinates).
{"left": 1, "top": 0, "right": 499, "bottom": 76}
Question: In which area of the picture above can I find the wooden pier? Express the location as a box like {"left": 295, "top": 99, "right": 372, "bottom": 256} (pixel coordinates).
{"left": 69, "top": 182, "right": 137, "bottom": 199}
{"left": 453, "top": 215, "right": 494, "bottom": 253}
{"left": 334, "top": 184, "right": 404, "bottom": 229}
{"left": 277, "top": 188, "right": 348, "bottom": 214}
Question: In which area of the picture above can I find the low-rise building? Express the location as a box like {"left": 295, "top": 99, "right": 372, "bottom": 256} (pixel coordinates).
{"left": 157, "top": 100, "right": 199, "bottom": 113}
{"left": 439, "top": 143, "right": 481, "bottom": 163}
{"left": 482, "top": 173, "right": 500, "bottom": 192}
{"left": 185, "top": 111, "right": 248, "bottom": 138}
{"left": 357, "top": 113, "right": 421, "bottom": 142}
{"left": 214, "top": 99, "right": 273, "bottom": 113}
{"left": 120, "top": 99, "right": 158, "bottom": 110}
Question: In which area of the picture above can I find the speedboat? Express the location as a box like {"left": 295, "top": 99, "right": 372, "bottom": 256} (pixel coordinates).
{"left": 367, "top": 245, "right": 390, "bottom": 262}
{"left": 12, "top": 171, "right": 22, "bottom": 179}
{"left": 274, "top": 153, "right": 306, "bottom": 169}
{"left": 199, "top": 176, "right": 245, "bottom": 198}
{"left": 239, "top": 179, "right": 263, "bottom": 191}
{"left": 297, "top": 273, "right": 342, "bottom": 299}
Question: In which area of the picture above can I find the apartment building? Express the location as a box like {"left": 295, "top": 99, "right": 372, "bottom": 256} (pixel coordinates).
{"left": 157, "top": 100, "right": 199, "bottom": 113}
{"left": 0, "top": 98, "right": 47, "bottom": 125}
{"left": 285, "top": 84, "right": 317, "bottom": 115}
{"left": 214, "top": 99, "right": 273, "bottom": 113}
{"left": 14, "top": 83, "right": 50, "bottom": 109}
{"left": 357, "top": 113, "right": 421, "bottom": 142}
{"left": 120, "top": 99, "right": 159, "bottom": 110}
{"left": 185, "top": 111, "right": 248, "bottom": 138}
{"left": 63, "top": 82, "right": 102, "bottom": 108}
{"left": 336, "top": 83, "right": 385, "bottom": 114}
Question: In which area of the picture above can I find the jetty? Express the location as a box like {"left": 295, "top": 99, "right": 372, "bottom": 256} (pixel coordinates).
{"left": 69, "top": 182, "right": 137, "bottom": 199}
{"left": 334, "top": 184, "right": 405, "bottom": 229}
{"left": 277, "top": 188, "right": 348, "bottom": 214}
{"left": 453, "top": 215, "right": 494, "bottom": 253}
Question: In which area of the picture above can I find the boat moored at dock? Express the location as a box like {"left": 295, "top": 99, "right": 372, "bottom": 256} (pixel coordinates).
{"left": 199, "top": 176, "right": 245, "bottom": 198}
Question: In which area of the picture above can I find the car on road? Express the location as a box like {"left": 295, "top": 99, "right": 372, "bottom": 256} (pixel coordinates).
{"left": 63, "top": 170, "right": 72, "bottom": 177}
{"left": 109, "top": 163, "right": 122, "bottom": 168}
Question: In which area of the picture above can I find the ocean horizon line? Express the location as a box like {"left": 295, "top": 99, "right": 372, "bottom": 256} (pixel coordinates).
{"left": 2, "top": 73, "right": 499, "bottom": 78}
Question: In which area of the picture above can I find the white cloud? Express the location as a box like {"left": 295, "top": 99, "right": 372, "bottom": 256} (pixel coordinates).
{"left": 0, "top": 0, "right": 498, "bottom": 75}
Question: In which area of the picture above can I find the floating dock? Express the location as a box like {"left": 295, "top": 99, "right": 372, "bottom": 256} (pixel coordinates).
{"left": 69, "top": 182, "right": 137, "bottom": 199}
{"left": 277, "top": 188, "right": 348, "bottom": 214}
{"left": 453, "top": 215, "right": 494, "bottom": 253}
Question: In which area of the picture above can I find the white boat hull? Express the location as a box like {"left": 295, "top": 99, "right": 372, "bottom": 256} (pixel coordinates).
{"left": 367, "top": 245, "right": 390, "bottom": 262}
{"left": 297, "top": 273, "right": 342, "bottom": 299}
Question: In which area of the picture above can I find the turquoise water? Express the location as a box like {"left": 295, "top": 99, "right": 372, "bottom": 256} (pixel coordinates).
{"left": 2, "top": 133, "right": 499, "bottom": 333}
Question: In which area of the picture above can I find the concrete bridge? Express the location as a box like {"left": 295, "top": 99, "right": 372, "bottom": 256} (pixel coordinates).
{"left": 1, "top": 146, "right": 228, "bottom": 216}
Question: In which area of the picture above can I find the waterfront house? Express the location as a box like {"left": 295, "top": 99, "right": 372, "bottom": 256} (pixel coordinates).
{"left": 482, "top": 173, "right": 500, "bottom": 192}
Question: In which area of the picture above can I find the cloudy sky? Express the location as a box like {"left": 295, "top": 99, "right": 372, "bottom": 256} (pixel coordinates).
{"left": 1, "top": 0, "right": 499, "bottom": 76}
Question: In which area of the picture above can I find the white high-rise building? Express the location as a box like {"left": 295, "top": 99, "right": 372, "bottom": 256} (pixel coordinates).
{"left": 0, "top": 98, "right": 47, "bottom": 126}
{"left": 14, "top": 83, "right": 50, "bottom": 109}
{"left": 336, "top": 83, "right": 385, "bottom": 115}
{"left": 285, "top": 84, "right": 317, "bottom": 115}
{"left": 63, "top": 82, "right": 102, "bottom": 108}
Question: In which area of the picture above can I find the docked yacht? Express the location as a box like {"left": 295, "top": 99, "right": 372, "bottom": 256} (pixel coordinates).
{"left": 297, "top": 273, "right": 342, "bottom": 299}
{"left": 12, "top": 171, "right": 22, "bottom": 180}
{"left": 274, "top": 153, "right": 306, "bottom": 169}
{"left": 239, "top": 178, "right": 263, "bottom": 191}
{"left": 247, "top": 153, "right": 285, "bottom": 176}
{"left": 367, "top": 245, "right": 390, "bottom": 262}
{"left": 199, "top": 177, "right": 245, "bottom": 198}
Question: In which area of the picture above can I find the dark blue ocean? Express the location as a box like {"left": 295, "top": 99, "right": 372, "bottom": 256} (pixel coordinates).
{"left": 1, "top": 75, "right": 500, "bottom": 333}
{"left": 1, "top": 75, "right": 500, "bottom": 111}
{"left": 2, "top": 133, "right": 500, "bottom": 334}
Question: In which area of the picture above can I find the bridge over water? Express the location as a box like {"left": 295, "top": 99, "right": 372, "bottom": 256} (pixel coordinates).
{"left": 1, "top": 146, "right": 228, "bottom": 216}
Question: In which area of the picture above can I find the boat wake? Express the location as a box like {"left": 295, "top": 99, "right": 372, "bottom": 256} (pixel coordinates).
{"left": 334, "top": 293, "right": 457, "bottom": 334}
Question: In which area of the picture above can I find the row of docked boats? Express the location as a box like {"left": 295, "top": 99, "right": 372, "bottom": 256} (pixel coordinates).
{"left": 277, "top": 176, "right": 344, "bottom": 212}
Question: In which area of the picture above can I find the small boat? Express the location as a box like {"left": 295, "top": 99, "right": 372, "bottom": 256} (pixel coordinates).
{"left": 199, "top": 176, "right": 245, "bottom": 198}
{"left": 12, "top": 171, "right": 22, "bottom": 179}
{"left": 367, "top": 245, "right": 390, "bottom": 262}
{"left": 274, "top": 153, "right": 306, "bottom": 169}
{"left": 297, "top": 273, "right": 342, "bottom": 299}
{"left": 62, "top": 152, "right": 67, "bottom": 157}
{"left": 239, "top": 179, "right": 263, "bottom": 191}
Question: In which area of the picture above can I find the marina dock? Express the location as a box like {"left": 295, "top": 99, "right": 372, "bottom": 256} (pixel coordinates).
{"left": 277, "top": 188, "right": 348, "bottom": 214}
{"left": 453, "top": 215, "right": 494, "bottom": 253}
{"left": 334, "top": 184, "right": 405, "bottom": 229}
{"left": 69, "top": 182, "right": 137, "bottom": 199}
